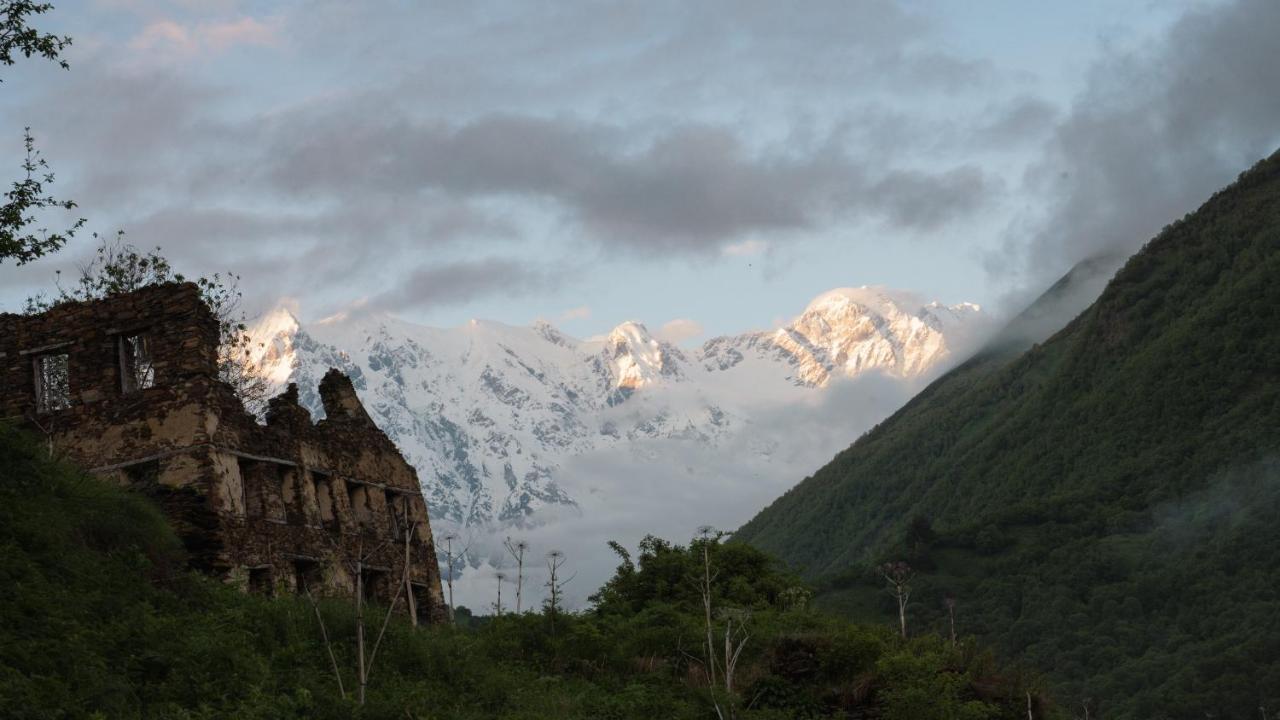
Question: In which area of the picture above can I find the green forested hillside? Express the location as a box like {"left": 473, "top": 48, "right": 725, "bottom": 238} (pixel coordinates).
{"left": 735, "top": 151, "right": 1280, "bottom": 718}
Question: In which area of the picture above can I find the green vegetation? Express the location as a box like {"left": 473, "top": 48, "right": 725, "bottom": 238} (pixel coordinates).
{"left": 0, "top": 1, "right": 82, "bottom": 268}
{"left": 0, "top": 423, "right": 1045, "bottom": 719}
{"left": 736, "top": 150, "right": 1280, "bottom": 718}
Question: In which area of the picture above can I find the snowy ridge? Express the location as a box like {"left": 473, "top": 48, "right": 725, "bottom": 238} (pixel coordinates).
{"left": 699, "top": 286, "right": 981, "bottom": 386}
{"left": 246, "top": 285, "right": 986, "bottom": 530}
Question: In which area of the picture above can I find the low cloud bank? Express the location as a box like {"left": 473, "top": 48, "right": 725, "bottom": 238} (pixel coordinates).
{"left": 442, "top": 369, "right": 929, "bottom": 612}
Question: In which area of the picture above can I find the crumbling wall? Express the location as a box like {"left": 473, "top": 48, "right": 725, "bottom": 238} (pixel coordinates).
{"left": 0, "top": 282, "right": 219, "bottom": 424}
{"left": 208, "top": 371, "right": 446, "bottom": 620}
{"left": 0, "top": 283, "right": 447, "bottom": 623}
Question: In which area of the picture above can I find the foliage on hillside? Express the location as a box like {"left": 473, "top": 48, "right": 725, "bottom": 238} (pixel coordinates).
{"left": 735, "top": 150, "right": 1280, "bottom": 718}
{"left": 0, "top": 423, "right": 1046, "bottom": 719}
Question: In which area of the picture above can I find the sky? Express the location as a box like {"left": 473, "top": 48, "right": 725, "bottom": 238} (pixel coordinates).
{"left": 1, "top": 0, "right": 1279, "bottom": 344}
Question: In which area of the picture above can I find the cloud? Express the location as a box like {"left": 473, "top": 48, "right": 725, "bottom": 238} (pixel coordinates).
{"left": 722, "top": 239, "right": 767, "bottom": 257}
{"left": 998, "top": 0, "right": 1280, "bottom": 287}
{"left": 368, "top": 257, "right": 555, "bottom": 313}
{"left": 7, "top": 51, "right": 1001, "bottom": 317}
{"left": 443, "top": 368, "right": 932, "bottom": 610}
{"left": 654, "top": 318, "right": 704, "bottom": 345}
{"left": 128, "top": 16, "right": 280, "bottom": 61}
{"left": 262, "top": 113, "right": 998, "bottom": 255}
{"left": 972, "top": 96, "right": 1059, "bottom": 147}
{"left": 558, "top": 306, "right": 591, "bottom": 322}
{"left": 0, "top": 0, "right": 1021, "bottom": 318}
{"left": 865, "top": 166, "right": 997, "bottom": 230}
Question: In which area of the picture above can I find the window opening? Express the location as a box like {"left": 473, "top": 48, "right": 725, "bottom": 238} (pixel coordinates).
{"left": 314, "top": 473, "right": 337, "bottom": 529}
{"left": 248, "top": 566, "right": 273, "bottom": 595}
{"left": 293, "top": 559, "right": 321, "bottom": 593}
{"left": 360, "top": 568, "right": 387, "bottom": 603}
{"left": 348, "top": 484, "right": 371, "bottom": 530}
{"left": 411, "top": 583, "right": 432, "bottom": 624}
{"left": 119, "top": 334, "right": 155, "bottom": 393}
{"left": 123, "top": 459, "right": 161, "bottom": 485}
{"left": 34, "top": 353, "right": 70, "bottom": 413}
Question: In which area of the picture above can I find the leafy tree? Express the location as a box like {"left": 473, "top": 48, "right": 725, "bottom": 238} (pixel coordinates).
{"left": 0, "top": 1, "right": 70, "bottom": 73}
{"left": 0, "top": 2, "right": 81, "bottom": 266}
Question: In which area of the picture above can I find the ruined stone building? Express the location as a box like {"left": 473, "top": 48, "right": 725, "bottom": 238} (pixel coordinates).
{"left": 0, "top": 282, "right": 446, "bottom": 623}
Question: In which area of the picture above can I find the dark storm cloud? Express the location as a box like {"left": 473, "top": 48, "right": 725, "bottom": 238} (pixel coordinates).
{"left": 1000, "top": 0, "right": 1280, "bottom": 286}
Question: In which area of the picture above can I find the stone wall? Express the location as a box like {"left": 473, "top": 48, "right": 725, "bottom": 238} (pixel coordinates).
{"left": 0, "top": 283, "right": 446, "bottom": 623}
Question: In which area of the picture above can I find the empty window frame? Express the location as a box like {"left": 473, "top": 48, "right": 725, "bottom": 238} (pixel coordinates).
{"left": 122, "top": 459, "right": 161, "bottom": 485}
{"left": 240, "top": 460, "right": 287, "bottom": 522}
{"left": 360, "top": 568, "right": 388, "bottom": 603}
{"left": 119, "top": 333, "right": 155, "bottom": 393}
{"left": 347, "top": 484, "right": 371, "bottom": 530}
{"left": 293, "top": 559, "right": 321, "bottom": 594}
{"left": 313, "top": 473, "right": 338, "bottom": 529}
{"left": 387, "top": 494, "right": 406, "bottom": 539}
{"left": 247, "top": 566, "right": 274, "bottom": 595}
{"left": 33, "top": 353, "right": 70, "bottom": 413}
{"left": 410, "top": 583, "right": 432, "bottom": 624}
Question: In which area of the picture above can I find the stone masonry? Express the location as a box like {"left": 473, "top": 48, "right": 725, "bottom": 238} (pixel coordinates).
{"left": 0, "top": 282, "right": 446, "bottom": 623}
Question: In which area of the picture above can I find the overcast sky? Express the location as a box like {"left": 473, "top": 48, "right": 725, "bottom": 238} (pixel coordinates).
{"left": 1, "top": 0, "right": 1278, "bottom": 342}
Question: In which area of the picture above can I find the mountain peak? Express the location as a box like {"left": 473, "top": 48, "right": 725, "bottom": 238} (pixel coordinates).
{"left": 602, "top": 320, "right": 684, "bottom": 389}
{"left": 607, "top": 320, "right": 655, "bottom": 344}
{"left": 255, "top": 304, "right": 301, "bottom": 334}
{"left": 805, "top": 285, "right": 909, "bottom": 310}
{"left": 532, "top": 319, "right": 576, "bottom": 348}
{"left": 246, "top": 305, "right": 303, "bottom": 385}
{"left": 696, "top": 285, "right": 986, "bottom": 387}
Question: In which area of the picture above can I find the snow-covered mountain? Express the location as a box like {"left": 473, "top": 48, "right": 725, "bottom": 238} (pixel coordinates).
{"left": 699, "top": 287, "right": 981, "bottom": 387}
{"left": 247, "top": 286, "right": 986, "bottom": 531}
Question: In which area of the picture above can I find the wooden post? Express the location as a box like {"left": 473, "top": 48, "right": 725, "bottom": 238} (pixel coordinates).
{"left": 356, "top": 558, "right": 366, "bottom": 705}
{"left": 443, "top": 534, "right": 458, "bottom": 625}
{"left": 945, "top": 595, "right": 957, "bottom": 647}
{"left": 403, "top": 510, "right": 418, "bottom": 627}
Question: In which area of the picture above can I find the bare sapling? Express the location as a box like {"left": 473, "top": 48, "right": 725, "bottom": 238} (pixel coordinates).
{"left": 308, "top": 524, "right": 411, "bottom": 705}
{"left": 944, "top": 594, "right": 957, "bottom": 647}
{"left": 880, "top": 561, "right": 913, "bottom": 639}
{"left": 719, "top": 608, "right": 751, "bottom": 695}
{"left": 544, "top": 550, "right": 575, "bottom": 634}
{"left": 696, "top": 525, "right": 720, "bottom": 688}
{"left": 303, "top": 585, "right": 346, "bottom": 700}
{"left": 504, "top": 537, "right": 529, "bottom": 613}
{"left": 494, "top": 572, "right": 507, "bottom": 616}
{"left": 402, "top": 506, "right": 418, "bottom": 626}
{"left": 439, "top": 532, "right": 465, "bottom": 624}
{"left": 690, "top": 526, "right": 750, "bottom": 720}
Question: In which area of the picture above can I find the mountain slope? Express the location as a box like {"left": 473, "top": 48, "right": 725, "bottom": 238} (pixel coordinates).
{"left": 735, "top": 151, "right": 1280, "bottom": 717}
